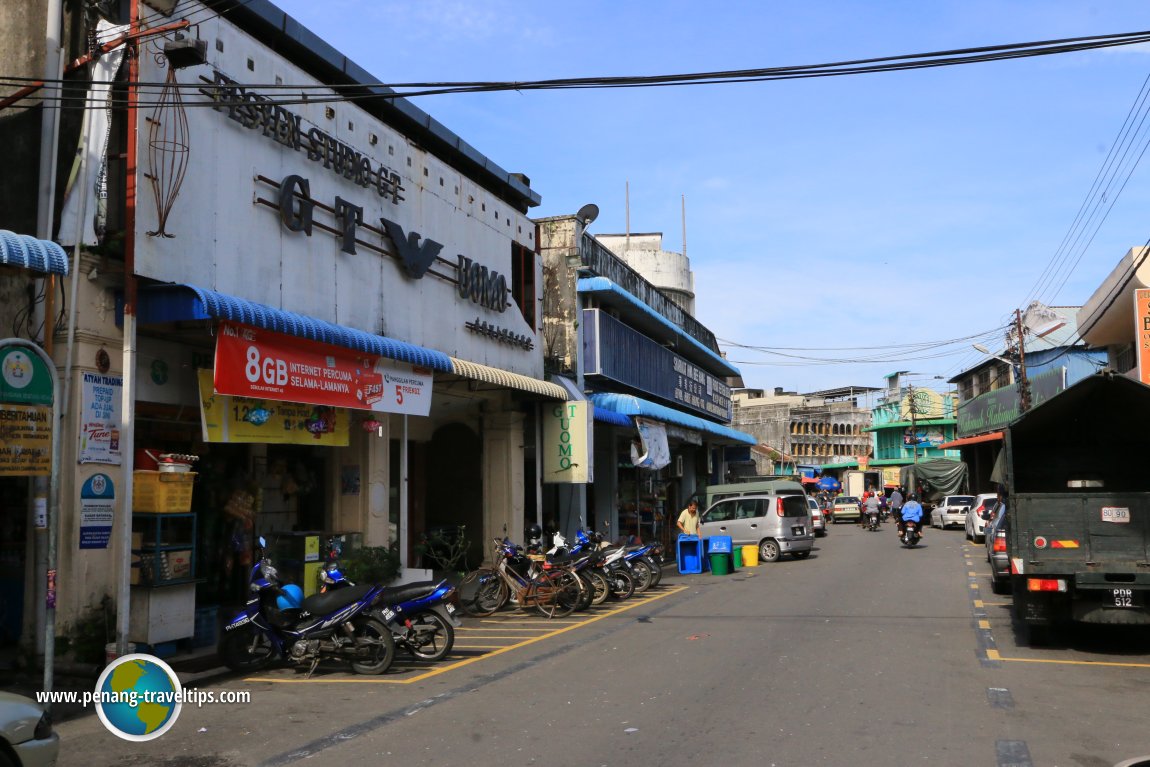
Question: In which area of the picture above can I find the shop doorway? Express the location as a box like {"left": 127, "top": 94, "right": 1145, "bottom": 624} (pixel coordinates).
{"left": 0, "top": 478, "right": 28, "bottom": 647}
{"left": 424, "top": 423, "right": 482, "bottom": 569}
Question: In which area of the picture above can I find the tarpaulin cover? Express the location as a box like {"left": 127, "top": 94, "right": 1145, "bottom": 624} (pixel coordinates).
{"left": 899, "top": 459, "right": 969, "bottom": 505}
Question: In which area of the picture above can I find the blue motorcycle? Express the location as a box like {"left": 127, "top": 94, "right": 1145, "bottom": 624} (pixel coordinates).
{"left": 219, "top": 537, "right": 396, "bottom": 676}
{"left": 320, "top": 560, "right": 461, "bottom": 662}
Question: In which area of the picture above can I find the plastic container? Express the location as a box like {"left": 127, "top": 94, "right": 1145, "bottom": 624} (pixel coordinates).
{"left": 706, "top": 535, "right": 733, "bottom": 554}
{"left": 742, "top": 544, "right": 760, "bottom": 567}
{"left": 132, "top": 471, "right": 196, "bottom": 513}
{"left": 193, "top": 605, "right": 219, "bottom": 648}
{"left": 709, "top": 552, "right": 730, "bottom": 576}
{"left": 677, "top": 535, "right": 703, "bottom": 574}
{"left": 105, "top": 642, "right": 138, "bottom": 666}
{"left": 732, "top": 547, "right": 742, "bottom": 569}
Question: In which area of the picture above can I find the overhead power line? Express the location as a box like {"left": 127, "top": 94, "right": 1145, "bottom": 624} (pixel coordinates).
{"left": 4, "top": 28, "right": 1150, "bottom": 111}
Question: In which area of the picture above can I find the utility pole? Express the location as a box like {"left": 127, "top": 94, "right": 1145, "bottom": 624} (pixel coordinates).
{"left": 908, "top": 384, "right": 919, "bottom": 465}
{"left": 1015, "top": 308, "right": 1031, "bottom": 412}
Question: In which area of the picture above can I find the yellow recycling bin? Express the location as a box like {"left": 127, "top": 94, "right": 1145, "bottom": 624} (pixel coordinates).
{"left": 741, "top": 544, "right": 759, "bottom": 567}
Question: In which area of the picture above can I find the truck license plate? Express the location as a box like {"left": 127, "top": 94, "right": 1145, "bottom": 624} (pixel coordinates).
{"left": 1101, "top": 507, "right": 1131, "bottom": 523}
{"left": 1111, "top": 588, "right": 1137, "bottom": 608}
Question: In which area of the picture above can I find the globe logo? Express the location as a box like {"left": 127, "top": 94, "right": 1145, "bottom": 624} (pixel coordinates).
{"left": 94, "top": 654, "right": 183, "bottom": 741}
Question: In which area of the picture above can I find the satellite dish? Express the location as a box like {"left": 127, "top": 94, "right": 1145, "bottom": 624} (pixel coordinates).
{"left": 576, "top": 203, "right": 599, "bottom": 226}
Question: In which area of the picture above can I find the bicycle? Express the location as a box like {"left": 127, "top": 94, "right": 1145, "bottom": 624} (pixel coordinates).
{"left": 458, "top": 539, "right": 583, "bottom": 619}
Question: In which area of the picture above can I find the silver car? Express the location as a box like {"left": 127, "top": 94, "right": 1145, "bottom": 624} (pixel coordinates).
{"left": 807, "top": 497, "right": 827, "bottom": 536}
{"left": 700, "top": 494, "right": 815, "bottom": 563}
{"left": 930, "top": 495, "right": 975, "bottom": 529}
{"left": 0, "top": 691, "right": 59, "bottom": 767}
{"left": 984, "top": 501, "right": 1010, "bottom": 593}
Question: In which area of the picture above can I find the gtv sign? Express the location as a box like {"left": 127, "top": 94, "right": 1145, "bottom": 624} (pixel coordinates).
{"left": 542, "top": 402, "right": 591, "bottom": 484}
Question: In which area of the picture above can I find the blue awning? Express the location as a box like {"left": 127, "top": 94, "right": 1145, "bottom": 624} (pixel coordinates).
{"left": 138, "top": 284, "right": 454, "bottom": 372}
{"left": 589, "top": 392, "right": 756, "bottom": 445}
{"left": 0, "top": 230, "right": 69, "bottom": 275}
{"left": 593, "top": 406, "right": 633, "bottom": 427}
{"left": 577, "top": 277, "right": 740, "bottom": 378}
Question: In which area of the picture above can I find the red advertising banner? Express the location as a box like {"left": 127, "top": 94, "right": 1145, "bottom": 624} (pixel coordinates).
{"left": 214, "top": 323, "right": 433, "bottom": 415}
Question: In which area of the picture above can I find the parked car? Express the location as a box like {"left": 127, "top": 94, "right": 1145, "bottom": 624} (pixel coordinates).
{"left": 930, "top": 495, "right": 975, "bottom": 529}
{"left": 699, "top": 494, "right": 815, "bottom": 563}
{"left": 964, "top": 493, "right": 999, "bottom": 542}
{"left": 829, "top": 495, "right": 860, "bottom": 523}
{"left": 984, "top": 501, "right": 1009, "bottom": 593}
{"left": 0, "top": 691, "right": 59, "bottom": 767}
{"left": 807, "top": 496, "right": 827, "bottom": 536}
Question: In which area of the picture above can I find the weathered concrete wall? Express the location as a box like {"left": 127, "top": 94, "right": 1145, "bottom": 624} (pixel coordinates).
{"left": 0, "top": 0, "right": 49, "bottom": 234}
{"left": 537, "top": 216, "right": 581, "bottom": 377}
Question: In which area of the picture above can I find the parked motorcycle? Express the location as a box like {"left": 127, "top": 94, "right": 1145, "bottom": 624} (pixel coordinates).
{"left": 220, "top": 538, "right": 396, "bottom": 676}
{"left": 320, "top": 560, "right": 461, "bottom": 662}
{"left": 900, "top": 520, "right": 921, "bottom": 547}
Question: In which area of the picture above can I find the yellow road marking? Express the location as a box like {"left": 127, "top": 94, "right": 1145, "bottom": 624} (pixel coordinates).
{"left": 969, "top": 583, "right": 979, "bottom": 590}
{"left": 247, "top": 585, "right": 688, "bottom": 684}
{"left": 987, "top": 647, "right": 1150, "bottom": 669}
{"left": 973, "top": 600, "right": 984, "bottom": 608}
{"left": 978, "top": 619, "right": 990, "bottom": 630}
{"left": 968, "top": 571, "right": 978, "bottom": 577}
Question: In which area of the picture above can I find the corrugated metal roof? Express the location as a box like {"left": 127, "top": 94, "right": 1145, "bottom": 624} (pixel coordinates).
{"left": 589, "top": 392, "right": 756, "bottom": 445}
{"left": 577, "top": 276, "right": 741, "bottom": 378}
{"left": 0, "top": 230, "right": 69, "bottom": 275}
{"left": 138, "top": 284, "right": 453, "bottom": 372}
{"left": 593, "top": 406, "right": 633, "bottom": 427}
{"left": 449, "top": 358, "right": 568, "bottom": 400}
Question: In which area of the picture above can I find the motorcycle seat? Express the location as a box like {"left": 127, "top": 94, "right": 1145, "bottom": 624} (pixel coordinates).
{"left": 376, "top": 581, "right": 442, "bottom": 605}
{"left": 302, "top": 583, "right": 374, "bottom": 615}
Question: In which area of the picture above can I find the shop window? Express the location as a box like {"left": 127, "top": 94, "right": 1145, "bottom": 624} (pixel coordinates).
{"left": 510, "top": 241, "right": 536, "bottom": 330}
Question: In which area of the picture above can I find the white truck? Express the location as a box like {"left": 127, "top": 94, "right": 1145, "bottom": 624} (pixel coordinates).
{"left": 842, "top": 470, "right": 881, "bottom": 499}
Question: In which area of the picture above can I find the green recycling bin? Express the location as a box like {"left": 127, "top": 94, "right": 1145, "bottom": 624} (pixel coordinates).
{"left": 732, "top": 547, "right": 742, "bottom": 570}
{"left": 709, "top": 552, "right": 730, "bottom": 575}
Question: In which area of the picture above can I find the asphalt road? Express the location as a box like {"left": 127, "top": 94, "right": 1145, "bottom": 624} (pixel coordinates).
{"left": 53, "top": 522, "right": 1150, "bottom": 767}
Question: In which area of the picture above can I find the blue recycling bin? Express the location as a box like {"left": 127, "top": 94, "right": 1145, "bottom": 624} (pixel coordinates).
{"left": 707, "top": 536, "right": 733, "bottom": 554}
{"left": 677, "top": 534, "right": 703, "bottom": 574}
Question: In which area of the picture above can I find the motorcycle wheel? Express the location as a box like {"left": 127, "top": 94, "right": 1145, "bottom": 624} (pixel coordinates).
{"left": 576, "top": 572, "right": 595, "bottom": 610}
{"left": 644, "top": 556, "right": 663, "bottom": 588}
{"left": 219, "top": 625, "right": 276, "bottom": 672}
{"left": 588, "top": 569, "right": 611, "bottom": 606}
{"left": 350, "top": 617, "right": 396, "bottom": 675}
{"left": 404, "top": 611, "right": 455, "bottom": 662}
{"left": 629, "top": 559, "right": 654, "bottom": 593}
{"left": 459, "top": 569, "right": 507, "bottom": 617}
{"left": 607, "top": 568, "right": 634, "bottom": 600}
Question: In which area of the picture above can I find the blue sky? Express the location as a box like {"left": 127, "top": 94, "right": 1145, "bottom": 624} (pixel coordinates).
{"left": 269, "top": 0, "right": 1150, "bottom": 394}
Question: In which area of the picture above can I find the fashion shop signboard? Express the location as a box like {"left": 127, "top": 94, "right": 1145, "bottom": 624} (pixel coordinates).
{"left": 213, "top": 322, "right": 433, "bottom": 416}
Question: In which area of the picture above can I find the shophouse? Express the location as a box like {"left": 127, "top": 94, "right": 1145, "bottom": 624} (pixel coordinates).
{"left": 866, "top": 372, "right": 960, "bottom": 488}
{"left": 731, "top": 386, "right": 876, "bottom": 477}
{"left": 1076, "top": 247, "right": 1150, "bottom": 380}
{"left": 537, "top": 215, "right": 754, "bottom": 549}
{"left": 943, "top": 302, "right": 1103, "bottom": 490}
{"left": 1, "top": 0, "right": 567, "bottom": 655}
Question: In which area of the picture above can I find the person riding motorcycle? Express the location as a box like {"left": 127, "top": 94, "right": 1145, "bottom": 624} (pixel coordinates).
{"left": 862, "top": 492, "right": 881, "bottom": 529}
{"left": 898, "top": 494, "right": 924, "bottom": 537}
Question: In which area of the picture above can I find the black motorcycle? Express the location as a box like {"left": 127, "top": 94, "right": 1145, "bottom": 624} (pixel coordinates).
{"left": 900, "top": 520, "right": 921, "bottom": 547}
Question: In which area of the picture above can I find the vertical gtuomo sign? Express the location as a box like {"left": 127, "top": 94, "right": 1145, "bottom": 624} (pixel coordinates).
{"left": 542, "top": 402, "right": 591, "bottom": 483}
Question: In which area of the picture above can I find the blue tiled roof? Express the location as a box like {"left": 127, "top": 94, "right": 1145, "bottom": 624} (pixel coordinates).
{"left": 0, "top": 230, "right": 69, "bottom": 275}
{"left": 138, "top": 284, "right": 453, "bottom": 372}
{"left": 577, "top": 277, "right": 740, "bottom": 378}
{"left": 589, "top": 392, "right": 756, "bottom": 445}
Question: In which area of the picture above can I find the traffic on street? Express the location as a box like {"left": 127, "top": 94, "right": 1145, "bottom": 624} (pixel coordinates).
{"left": 49, "top": 520, "right": 1150, "bottom": 767}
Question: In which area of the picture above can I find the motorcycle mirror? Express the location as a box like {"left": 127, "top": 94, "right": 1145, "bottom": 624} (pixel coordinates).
{"left": 258, "top": 536, "right": 267, "bottom": 549}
